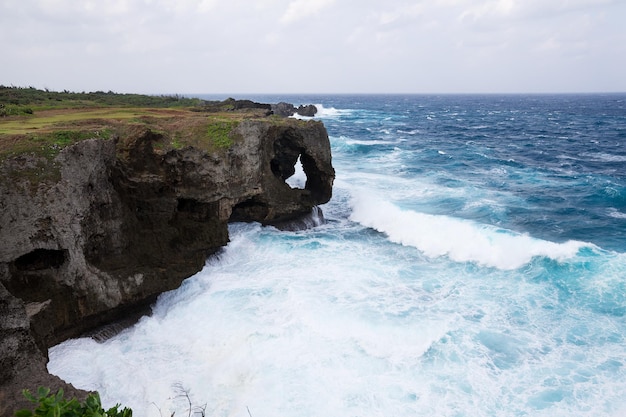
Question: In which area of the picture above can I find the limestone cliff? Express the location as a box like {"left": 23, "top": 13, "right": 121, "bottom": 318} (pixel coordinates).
{"left": 0, "top": 117, "right": 334, "bottom": 415}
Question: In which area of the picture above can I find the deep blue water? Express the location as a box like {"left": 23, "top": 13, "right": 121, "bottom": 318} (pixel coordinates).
{"left": 49, "top": 94, "right": 626, "bottom": 417}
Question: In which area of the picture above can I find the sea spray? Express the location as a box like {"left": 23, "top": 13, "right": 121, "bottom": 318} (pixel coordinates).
{"left": 349, "top": 190, "right": 592, "bottom": 270}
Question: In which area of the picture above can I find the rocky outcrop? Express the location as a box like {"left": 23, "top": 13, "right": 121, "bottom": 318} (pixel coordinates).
{"left": 295, "top": 104, "right": 318, "bottom": 117}
{"left": 196, "top": 99, "right": 317, "bottom": 117}
{"left": 199, "top": 98, "right": 272, "bottom": 114}
{"left": 0, "top": 118, "right": 334, "bottom": 415}
{"left": 271, "top": 102, "right": 318, "bottom": 117}
{"left": 0, "top": 283, "right": 88, "bottom": 414}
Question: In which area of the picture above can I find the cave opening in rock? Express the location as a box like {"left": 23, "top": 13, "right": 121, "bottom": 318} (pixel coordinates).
{"left": 177, "top": 197, "right": 202, "bottom": 214}
{"left": 229, "top": 198, "right": 270, "bottom": 223}
{"left": 285, "top": 155, "right": 307, "bottom": 189}
{"left": 270, "top": 130, "right": 310, "bottom": 191}
{"left": 13, "top": 249, "right": 67, "bottom": 271}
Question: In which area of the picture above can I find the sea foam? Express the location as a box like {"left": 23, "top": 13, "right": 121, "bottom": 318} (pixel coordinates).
{"left": 290, "top": 104, "right": 351, "bottom": 119}
{"left": 349, "top": 191, "right": 591, "bottom": 270}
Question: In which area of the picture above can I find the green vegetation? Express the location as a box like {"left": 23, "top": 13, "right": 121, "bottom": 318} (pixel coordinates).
{"left": 0, "top": 128, "right": 114, "bottom": 160}
{"left": 49, "top": 129, "right": 113, "bottom": 150}
{"left": 0, "top": 86, "right": 292, "bottom": 161}
{"left": 1, "top": 85, "right": 201, "bottom": 111}
{"left": 0, "top": 86, "right": 207, "bottom": 160}
{"left": 15, "top": 387, "right": 132, "bottom": 417}
{"left": 206, "top": 119, "right": 239, "bottom": 149}
{"left": 13, "top": 385, "right": 212, "bottom": 417}
{"left": 1, "top": 104, "right": 34, "bottom": 117}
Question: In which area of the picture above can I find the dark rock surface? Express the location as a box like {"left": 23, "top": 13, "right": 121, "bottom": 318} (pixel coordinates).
{"left": 0, "top": 118, "right": 334, "bottom": 415}
{"left": 199, "top": 98, "right": 272, "bottom": 114}
{"left": 271, "top": 102, "right": 318, "bottom": 117}
{"left": 296, "top": 104, "right": 318, "bottom": 117}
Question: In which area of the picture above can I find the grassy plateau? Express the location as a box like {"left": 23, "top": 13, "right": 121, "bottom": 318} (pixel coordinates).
{"left": 0, "top": 86, "right": 273, "bottom": 160}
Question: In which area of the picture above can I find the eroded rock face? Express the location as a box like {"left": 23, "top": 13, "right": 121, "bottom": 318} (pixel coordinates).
{"left": 0, "top": 118, "right": 334, "bottom": 414}
{"left": 0, "top": 284, "right": 89, "bottom": 416}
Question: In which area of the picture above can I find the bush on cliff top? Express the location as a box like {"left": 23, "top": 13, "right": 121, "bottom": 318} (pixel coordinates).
{"left": 15, "top": 387, "right": 132, "bottom": 417}
{"left": 0, "top": 85, "right": 201, "bottom": 110}
{"left": 206, "top": 119, "right": 239, "bottom": 149}
{"left": 0, "top": 103, "right": 34, "bottom": 117}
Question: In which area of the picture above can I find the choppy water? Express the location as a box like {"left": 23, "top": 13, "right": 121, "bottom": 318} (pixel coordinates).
{"left": 49, "top": 94, "right": 626, "bottom": 417}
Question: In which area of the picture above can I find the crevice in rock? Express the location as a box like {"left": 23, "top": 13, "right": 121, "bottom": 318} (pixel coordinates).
{"left": 176, "top": 197, "right": 213, "bottom": 221}
{"left": 13, "top": 249, "right": 67, "bottom": 271}
{"left": 229, "top": 198, "right": 270, "bottom": 222}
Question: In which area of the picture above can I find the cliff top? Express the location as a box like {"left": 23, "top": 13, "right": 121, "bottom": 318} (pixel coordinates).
{"left": 0, "top": 86, "right": 303, "bottom": 160}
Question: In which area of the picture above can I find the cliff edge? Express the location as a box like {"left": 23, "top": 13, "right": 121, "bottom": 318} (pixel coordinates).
{"left": 0, "top": 112, "right": 334, "bottom": 414}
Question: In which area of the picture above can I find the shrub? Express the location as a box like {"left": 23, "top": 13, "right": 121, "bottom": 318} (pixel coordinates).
{"left": 206, "top": 120, "right": 238, "bottom": 149}
{"left": 15, "top": 387, "right": 132, "bottom": 417}
{"left": 0, "top": 104, "right": 34, "bottom": 117}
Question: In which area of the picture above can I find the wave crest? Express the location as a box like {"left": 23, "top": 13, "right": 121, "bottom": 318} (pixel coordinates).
{"left": 349, "top": 192, "right": 591, "bottom": 270}
{"left": 291, "top": 104, "right": 351, "bottom": 119}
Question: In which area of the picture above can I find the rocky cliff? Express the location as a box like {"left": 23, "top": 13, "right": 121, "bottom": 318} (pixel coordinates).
{"left": 0, "top": 117, "right": 334, "bottom": 415}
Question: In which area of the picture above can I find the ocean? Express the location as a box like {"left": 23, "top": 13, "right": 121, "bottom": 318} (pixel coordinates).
{"left": 48, "top": 94, "right": 626, "bottom": 417}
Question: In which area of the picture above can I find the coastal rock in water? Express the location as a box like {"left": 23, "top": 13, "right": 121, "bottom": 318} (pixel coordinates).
{"left": 296, "top": 104, "right": 318, "bottom": 117}
{"left": 0, "top": 118, "right": 334, "bottom": 414}
{"left": 271, "top": 102, "right": 318, "bottom": 117}
{"left": 272, "top": 102, "right": 298, "bottom": 117}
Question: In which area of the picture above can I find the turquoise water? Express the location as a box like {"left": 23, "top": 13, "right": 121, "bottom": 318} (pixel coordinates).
{"left": 49, "top": 95, "right": 626, "bottom": 416}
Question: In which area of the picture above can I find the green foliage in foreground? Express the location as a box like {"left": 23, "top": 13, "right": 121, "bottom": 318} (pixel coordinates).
{"left": 15, "top": 387, "right": 132, "bottom": 417}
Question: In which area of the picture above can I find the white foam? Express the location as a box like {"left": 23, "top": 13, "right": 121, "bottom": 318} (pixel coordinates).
{"left": 46, "top": 219, "right": 626, "bottom": 417}
{"left": 396, "top": 129, "right": 420, "bottom": 135}
{"left": 349, "top": 191, "right": 591, "bottom": 270}
{"left": 290, "top": 104, "right": 351, "bottom": 119}
{"left": 607, "top": 208, "right": 626, "bottom": 219}
{"left": 285, "top": 155, "right": 306, "bottom": 189}
{"left": 315, "top": 103, "right": 351, "bottom": 117}
{"left": 580, "top": 152, "right": 626, "bottom": 163}
{"left": 344, "top": 139, "right": 399, "bottom": 146}
{"left": 462, "top": 198, "right": 506, "bottom": 215}
{"left": 47, "top": 224, "right": 456, "bottom": 417}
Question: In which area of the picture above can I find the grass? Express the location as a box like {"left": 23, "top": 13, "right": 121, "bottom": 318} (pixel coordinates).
{"left": 206, "top": 119, "right": 239, "bottom": 149}
{"left": 0, "top": 108, "right": 187, "bottom": 135}
{"left": 0, "top": 106, "right": 271, "bottom": 161}
{"left": 0, "top": 86, "right": 311, "bottom": 161}
{"left": 0, "top": 108, "right": 171, "bottom": 159}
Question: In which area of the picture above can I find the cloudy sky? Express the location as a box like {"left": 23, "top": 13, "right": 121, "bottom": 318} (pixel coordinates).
{"left": 1, "top": 0, "right": 625, "bottom": 94}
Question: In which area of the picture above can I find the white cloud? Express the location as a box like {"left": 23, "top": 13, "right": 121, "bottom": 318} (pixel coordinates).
{"left": 197, "top": 0, "right": 218, "bottom": 13}
{"left": 459, "top": 0, "right": 516, "bottom": 22}
{"left": 457, "top": 0, "right": 617, "bottom": 25}
{"left": 0, "top": 0, "right": 624, "bottom": 93}
{"left": 281, "top": 0, "right": 336, "bottom": 23}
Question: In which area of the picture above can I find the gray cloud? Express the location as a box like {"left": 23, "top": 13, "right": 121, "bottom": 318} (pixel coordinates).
{"left": 1, "top": 0, "right": 624, "bottom": 93}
